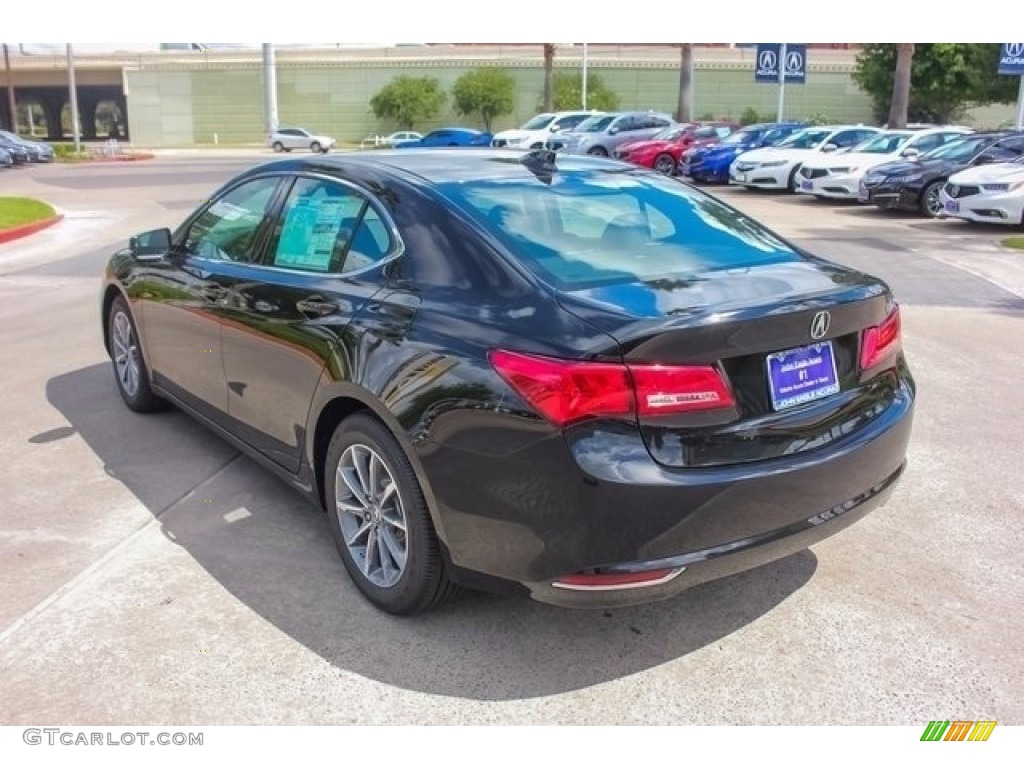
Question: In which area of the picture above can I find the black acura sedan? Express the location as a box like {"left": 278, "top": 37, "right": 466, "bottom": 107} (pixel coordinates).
{"left": 101, "top": 149, "right": 914, "bottom": 615}
{"left": 860, "top": 131, "right": 1024, "bottom": 217}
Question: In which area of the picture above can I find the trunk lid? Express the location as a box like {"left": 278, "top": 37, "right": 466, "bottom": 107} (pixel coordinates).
{"left": 555, "top": 259, "right": 898, "bottom": 468}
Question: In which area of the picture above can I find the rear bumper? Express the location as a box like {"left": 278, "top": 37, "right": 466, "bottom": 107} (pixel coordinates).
{"left": 422, "top": 371, "right": 915, "bottom": 607}
{"left": 526, "top": 463, "right": 902, "bottom": 608}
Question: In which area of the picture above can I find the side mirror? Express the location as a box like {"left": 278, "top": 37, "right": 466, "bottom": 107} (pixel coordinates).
{"left": 900, "top": 147, "right": 920, "bottom": 160}
{"left": 608, "top": 127, "right": 619, "bottom": 135}
{"left": 974, "top": 152, "right": 1004, "bottom": 166}
{"left": 129, "top": 227, "right": 172, "bottom": 259}
{"left": 821, "top": 143, "right": 839, "bottom": 153}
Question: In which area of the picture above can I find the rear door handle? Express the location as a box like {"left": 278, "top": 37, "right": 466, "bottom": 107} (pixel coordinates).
{"left": 296, "top": 295, "right": 338, "bottom": 317}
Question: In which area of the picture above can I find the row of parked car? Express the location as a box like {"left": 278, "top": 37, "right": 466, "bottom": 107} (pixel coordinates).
{"left": 495, "top": 110, "right": 1023, "bottom": 227}
{"left": 0, "top": 131, "right": 55, "bottom": 167}
{"left": 709, "top": 123, "right": 1024, "bottom": 227}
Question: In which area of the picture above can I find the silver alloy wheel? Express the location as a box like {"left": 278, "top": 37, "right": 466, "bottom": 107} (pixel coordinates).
{"left": 924, "top": 185, "right": 943, "bottom": 216}
{"left": 655, "top": 154, "right": 676, "bottom": 175}
{"left": 111, "top": 310, "right": 140, "bottom": 398}
{"left": 335, "top": 444, "right": 409, "bottom": 588}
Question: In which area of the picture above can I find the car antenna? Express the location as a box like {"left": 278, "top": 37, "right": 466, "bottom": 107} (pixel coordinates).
{"left": 519, "top": 148, "right": 558, "bottom": 185}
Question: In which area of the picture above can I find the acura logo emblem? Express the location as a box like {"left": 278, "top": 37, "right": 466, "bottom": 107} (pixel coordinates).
{"left": 758, "top": 50, "right": 777, "bottom": 70}
{"left": 1006, "top": 43, "right": 1024, "bottom": 57}
{"left": 785, "top": 51, "right": 804, "bottom": 72}
{"left": 810, "top": 311, "right": 831, "bottom": 340}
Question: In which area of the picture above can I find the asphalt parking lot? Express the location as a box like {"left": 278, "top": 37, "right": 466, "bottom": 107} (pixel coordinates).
{"left": 0, "top": 152, "right": 1021, "bottom": 725}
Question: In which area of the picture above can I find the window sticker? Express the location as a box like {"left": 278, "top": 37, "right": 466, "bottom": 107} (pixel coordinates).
{"left": 276, "top": 194, "right": 362, "bottom": 272}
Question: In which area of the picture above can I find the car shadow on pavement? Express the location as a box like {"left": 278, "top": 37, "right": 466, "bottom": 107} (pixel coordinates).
{"left": 46, "top": 363, "right": 818, "bottom": 701}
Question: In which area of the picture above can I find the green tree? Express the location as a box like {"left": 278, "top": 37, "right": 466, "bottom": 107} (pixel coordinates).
{"left": 452, "top": 67, "right": 516, "bottom": 132}
{"left": 369, "top": 75, "right": 446, "bottom": 130}
{"left": 853, "top": 44, "right": 1019, "bottom": 124}
{"left": 550, "top": 71, "right": 620, "bottom": 112}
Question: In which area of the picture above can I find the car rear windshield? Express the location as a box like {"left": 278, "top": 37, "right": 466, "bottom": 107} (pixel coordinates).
{"left": 436, "top": 169, "right": 800, "bottom": 290}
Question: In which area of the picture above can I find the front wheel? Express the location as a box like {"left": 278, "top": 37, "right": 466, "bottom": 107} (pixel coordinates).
{"left": 587, "top": 146, "right": 608, "bottom": 157}
{"left": 787, "top": 165, "right": 802, "bottom": 193}
{"left": 310, "top": 141, "right": 322, "bottom": 153}
{"left": 654, "top": 153, "right": 677, "bottom": 175}
{"left": 920, "top": 180, "right": 944, "bottom": 218}
{"left": 272, "top": 141, "right": 284, "bottom": 152}
{"left": 108, "top": 296, "right": 165, "bottom": 413}
{"left": 325, "top": 414, "right": 456, "bottom": 615}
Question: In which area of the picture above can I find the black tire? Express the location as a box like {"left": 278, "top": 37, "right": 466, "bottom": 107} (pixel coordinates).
{"left": 272, "top": 141, "right": 284, "bottom": 152}
{"left": 530, "top": 142, "right": 543, "bottom": 149}
{"left": 787, "top": 165, "right": 802, "bottom": 193}
{"left": 920, "top": 180, "right": 944, "bottom": 218}
{"left": 654, "top": 153, "right": 676, "bottom": 175}
{"left": 107, "top": 296, "right": 166, "bottom": 413}
{"left": 325, "top": 413, "right": 456, "bottom": 615}
{"left": 587, "top": 146, "right": 608, "bottom": 156}
{"left": 310, "top": 141, "right": 322, "bottom": 153}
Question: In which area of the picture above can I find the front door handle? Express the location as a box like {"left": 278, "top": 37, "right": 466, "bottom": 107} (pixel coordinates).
{"left": 296, "top": 295, "right": 338, "bottom": 317}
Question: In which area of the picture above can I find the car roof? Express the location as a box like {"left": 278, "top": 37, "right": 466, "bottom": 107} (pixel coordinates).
{"left": 250, "top": 149, "right": 634, "bottom": 185}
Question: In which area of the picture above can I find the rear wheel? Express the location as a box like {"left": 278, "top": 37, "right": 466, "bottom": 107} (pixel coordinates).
{"left": 654, "top": 153, "right": 677, "bottom": 175}
{"left": 108, "top": 296, "right": 165, "bottom": 413}
{"left": 920, "top": 180, "right": 944, "bottom": 217}
{"left": 587, "top": 146, "right": 608, "bottom": 157}
{"left": 325, "top": 413, "right": 456, "bottom": 615}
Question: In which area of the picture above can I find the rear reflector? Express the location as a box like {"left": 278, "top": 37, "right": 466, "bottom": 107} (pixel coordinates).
{"left": 489, "top": 350, "right": 735, "bottom": 427}
{"left": 860, "top": 305, "right": 902, "bottom": 371}
{"left": 552, "top": 567, "right": 686, "bottom": 591}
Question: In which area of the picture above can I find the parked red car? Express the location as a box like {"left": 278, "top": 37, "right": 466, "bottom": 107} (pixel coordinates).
{"left": 613, "top": 122, "right": 740, "bottom": 175}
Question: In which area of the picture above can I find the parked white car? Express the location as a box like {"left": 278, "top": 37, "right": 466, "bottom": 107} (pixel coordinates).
{"left": 796, "top": 127, "right": 971, "bottom": 200}
{"left": 491, "top": 111, "right": 600, "bottom": 149}
{"left": 730, "top": 125, "right": 881, "bottom": 191}
{"left": 939, "top": 156, "right": 1024, "bottom": 226}
{"left": 269, "top": 127, "right": 336, "bottom": 153}
{"left": 381, "top": 131, "right": 422, "bottom": 146}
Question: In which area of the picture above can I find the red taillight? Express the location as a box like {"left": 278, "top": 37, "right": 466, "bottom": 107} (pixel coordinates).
{"left": 488, "top": 349, "right": 735, "bottom": 427}
{"left": 860, "top": 305, "right": 902, "bottom": 371}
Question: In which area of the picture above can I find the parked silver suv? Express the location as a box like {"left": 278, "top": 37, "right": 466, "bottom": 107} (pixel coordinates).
{"left": 269, "top": 127, "right": 336, "bottom": 153}
{"left": 546, "top": 111, "right": 676, "bottom": 156}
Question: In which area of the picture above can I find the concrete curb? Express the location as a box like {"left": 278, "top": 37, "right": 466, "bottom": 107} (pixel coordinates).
{"left": 0, "top": 214, "right": 64, "bottom": 244}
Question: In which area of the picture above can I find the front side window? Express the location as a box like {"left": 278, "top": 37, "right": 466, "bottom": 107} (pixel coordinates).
{"left": 852, "top": 132, "right": 912, "bottom": 154}
{"left": 184, "top": 177, "right": 280, "bottom": 263}
{"left": 267, "top": 177, "right": 393, "bottom": 274}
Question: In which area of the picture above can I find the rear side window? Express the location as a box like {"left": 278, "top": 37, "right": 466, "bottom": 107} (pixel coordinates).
{"left": 266, "top": 177, "right": 393, "bottom": 274}
{"left": 439, "top": 170, "right": 797, "bottom": 289}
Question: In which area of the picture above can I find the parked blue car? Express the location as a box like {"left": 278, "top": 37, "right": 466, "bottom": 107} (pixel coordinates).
{"left": 393, "top": 127, "right": 493, "bottom": 148}
{"left": 680, "top": 122, "right": 807, "bottom": 182}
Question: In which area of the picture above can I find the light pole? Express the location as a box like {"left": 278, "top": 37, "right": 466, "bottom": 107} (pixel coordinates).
{"left": 66, "top": 44, "right": 81, "bottom": 152}
{"left": 3, "top": 44, "right": 15, "bottom": 132}
{"left": 262, "top": 44, "right": 279, "bottom": 136}
{"left": 581, "top": 43, "right": 588, "bottom": 110}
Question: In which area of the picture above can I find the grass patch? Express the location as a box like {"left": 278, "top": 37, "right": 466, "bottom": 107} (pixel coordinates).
{"left": 0, "top": 197, "right": 57, "bottom": 229}
{"left": 1002, "top": 236, "right": 1024, "bottom": 250}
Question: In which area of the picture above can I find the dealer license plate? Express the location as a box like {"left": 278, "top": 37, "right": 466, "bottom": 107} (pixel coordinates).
{"left": 766, "top": 341, "right": 840, "bottom": 411}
